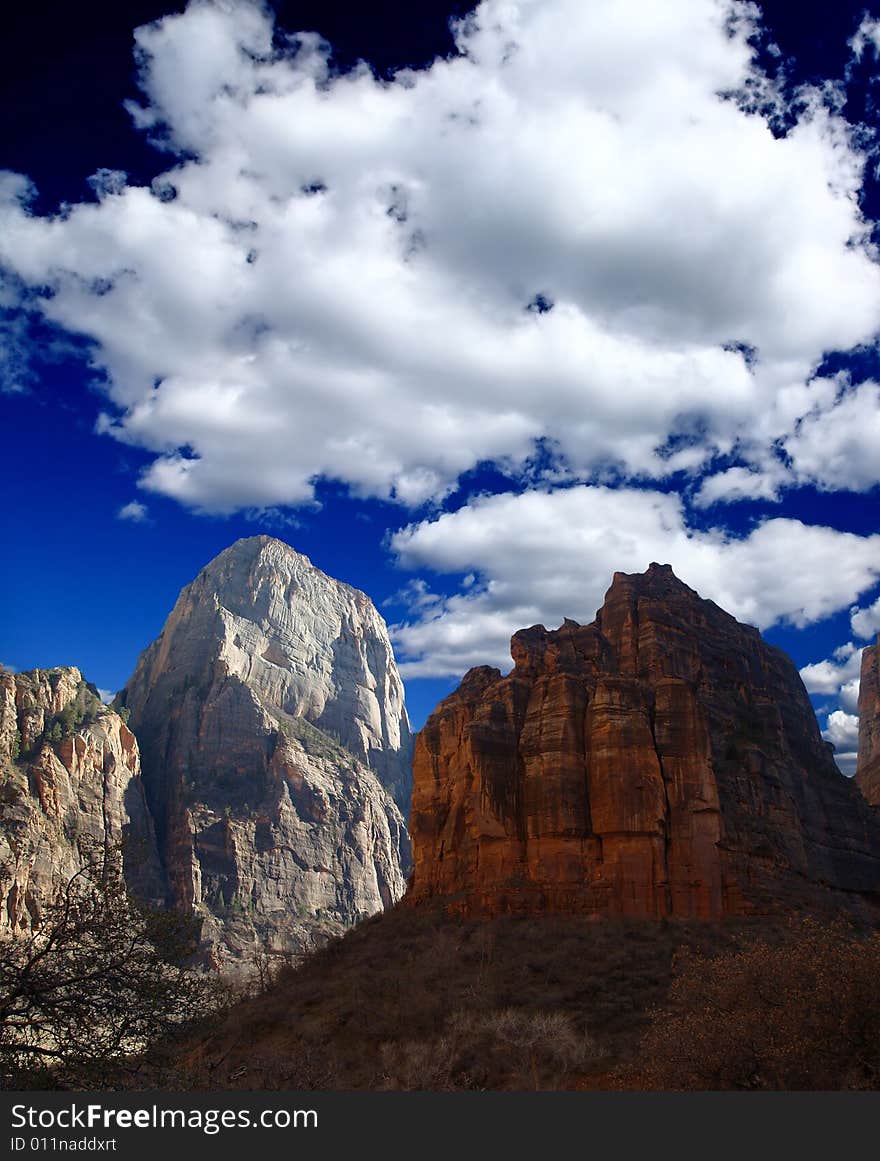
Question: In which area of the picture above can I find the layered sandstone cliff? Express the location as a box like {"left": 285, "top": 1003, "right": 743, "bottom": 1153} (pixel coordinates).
{"left": 118, "top": 536, "right": 411, "bottom": 972}
{"left": 409, "top": 564, "right": 880, "bottom": 920}
{"left": 857, "top": 637, "right": 880, "bottom": 806}
{"left": 0, "top": 666, "right": 163, "bottom": 934}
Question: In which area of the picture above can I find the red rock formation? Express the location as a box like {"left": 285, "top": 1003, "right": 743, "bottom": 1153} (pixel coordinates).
{"left": 409, "top": 565, "right": 880, "bottom": 920}
{"left": 857, "top": 637, "right": 880, "bottom": 806}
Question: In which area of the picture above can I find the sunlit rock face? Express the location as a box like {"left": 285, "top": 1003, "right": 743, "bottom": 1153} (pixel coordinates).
{"left": 410, "top": 564, "right": 880, "bottom": 921}
{"left": 119, "top": 536, "right": 411, "bottom": 974}
{"left": 857, "top": 638, "right": 880, "bottom": 807}
{"left": 0, "top": 666, "right": 163, "bottom": 935}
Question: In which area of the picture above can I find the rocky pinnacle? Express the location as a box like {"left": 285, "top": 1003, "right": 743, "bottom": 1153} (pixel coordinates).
{"left": 119, "top": 536, "right": 412, "bottom": 973}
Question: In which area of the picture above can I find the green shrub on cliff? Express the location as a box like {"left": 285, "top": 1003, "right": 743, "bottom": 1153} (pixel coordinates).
{"left": 44, "top": 679, "right": 106, "bottom": 742}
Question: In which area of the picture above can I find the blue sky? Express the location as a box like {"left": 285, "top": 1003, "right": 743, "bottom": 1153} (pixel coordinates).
{"left": 2, "top": 0, "right": 880, "bottom": 761}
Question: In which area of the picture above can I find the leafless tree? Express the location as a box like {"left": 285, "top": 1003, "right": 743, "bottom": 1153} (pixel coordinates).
{"left": 0, "top": 848, "right": 215, "bottom": 1088}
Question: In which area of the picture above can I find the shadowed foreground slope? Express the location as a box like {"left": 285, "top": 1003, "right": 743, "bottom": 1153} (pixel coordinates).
{"left": 133, "top": 903, "right": 880, "bottom": 1092}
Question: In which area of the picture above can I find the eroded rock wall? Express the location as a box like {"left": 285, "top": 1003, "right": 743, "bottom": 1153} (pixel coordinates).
{"left": 857, "top": 638, "right": 880, "bottom": 806}
{"left": 0, "top": 666, "right": 163, "bottom": 934}
{"left": 410, "top": 565, "right": 880, "bottom": 920}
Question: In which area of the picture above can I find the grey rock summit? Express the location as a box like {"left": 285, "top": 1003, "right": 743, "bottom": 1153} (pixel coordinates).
{"left": 118, "top": 536, "right": 412, "bottom": 973}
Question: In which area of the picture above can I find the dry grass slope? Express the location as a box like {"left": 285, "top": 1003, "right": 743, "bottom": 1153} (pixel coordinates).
{"left": 131, "top": 904, "right": 876, "bottom": 1092}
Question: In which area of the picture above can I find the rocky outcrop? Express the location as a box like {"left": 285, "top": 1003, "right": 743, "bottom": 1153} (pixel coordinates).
{"left": 857, "top": 637, "right": 880, "bottom": 806}
{"left": 0, "top": 666, "right": 163, "bottom": 935}
{"left": 118, "top": 536, "right": 411, "bottom": 973}
{"left": 409, "top": 564, "right": 880, "bottom": 920}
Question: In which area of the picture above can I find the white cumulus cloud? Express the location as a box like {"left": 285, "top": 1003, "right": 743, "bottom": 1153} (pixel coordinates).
{"left": 800, "top": 640, "right": 865, "bottom": 696}
{"left": 823, "top": 708, "right": 860, "bottom": 750}
{"left": 852, "top": 593, "right": 880, "bottom": 640}
{"left": 0, "top": 0, "right": 879, "bottom": 510}
{"left": 783, "top": 381, "right": 880, "bottom": 493}
{"left": 850, "top": 14, "right": 880, "bottom": 60}
{"left": 801, "top": 641, "right": 865, "bottom": 775}
{"left": 822, "top": 708, "right": 860, "bottom": 775}
{"left": 800, "top": 642, "right": 863, "bottom": 775}
{"left": 390, "top": 486, "right": 880, "bottom": 676}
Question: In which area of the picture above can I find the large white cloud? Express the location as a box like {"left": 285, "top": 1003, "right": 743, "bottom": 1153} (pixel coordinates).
{"left": 1, "top": 0, "right": 879, "bottom": 509}
{"left": 390, "top": 485, "right": 880, "bottom": 676}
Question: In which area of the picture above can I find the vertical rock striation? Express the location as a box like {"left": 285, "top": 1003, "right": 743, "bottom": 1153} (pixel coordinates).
{"left": 0, "top": 666, "right": 163, "bottom": 935}
{"left": 118, "top": 536, "right": 411, "bottom": 973}
{"left": 857, "top": 636, "right": 880, "bottom": 806}
{"left": 409, "top": 564, "right": 880, "bottom": 920}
